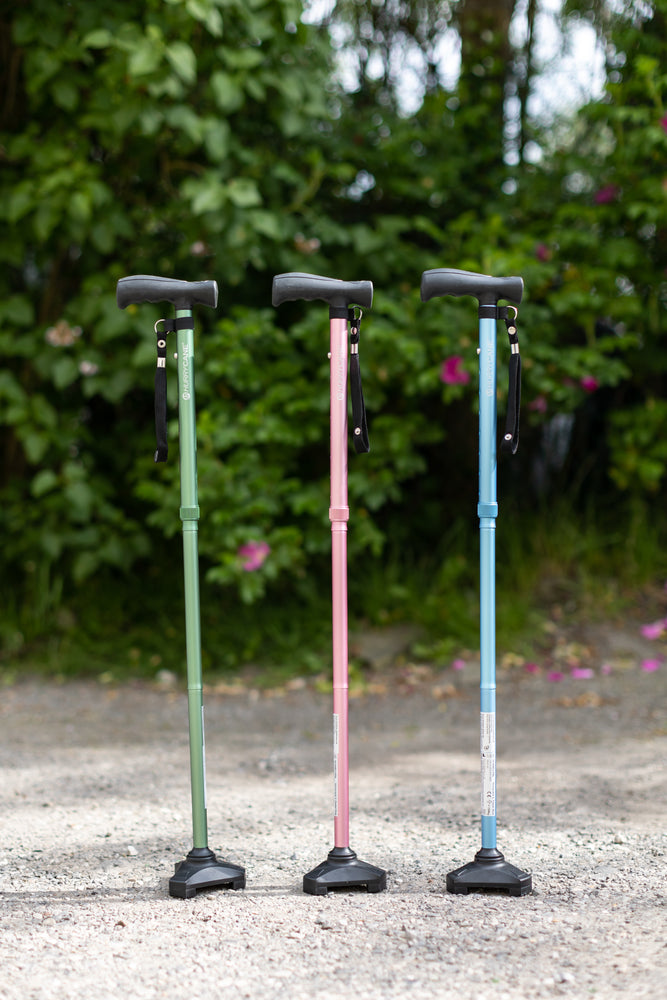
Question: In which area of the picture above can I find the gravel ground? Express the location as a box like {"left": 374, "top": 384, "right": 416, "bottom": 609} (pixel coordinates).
{"left": 0, "top": 653, "right": 665, "bottom": 1000}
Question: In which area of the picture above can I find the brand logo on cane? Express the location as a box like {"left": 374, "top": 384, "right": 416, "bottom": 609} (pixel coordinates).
{"left": 485, "top": 341, "right": 494, "bottom": 397}
{"left": 182, "top": 344, "right": 191, "bottom": 400}
{"left": 335, "top": 351, "right": 345, "bottom": 401}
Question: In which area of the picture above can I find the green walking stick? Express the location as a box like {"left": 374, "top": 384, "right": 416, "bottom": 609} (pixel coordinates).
{"left": 117, "top": 275, "right": 245, "bottom": 898}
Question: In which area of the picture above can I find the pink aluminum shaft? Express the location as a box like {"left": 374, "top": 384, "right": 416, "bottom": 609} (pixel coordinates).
{"left": 329, "top": 315, "right": 350, "bottom": 848}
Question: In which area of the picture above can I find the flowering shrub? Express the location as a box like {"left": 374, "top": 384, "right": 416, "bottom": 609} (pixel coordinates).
{"left": 0, "top": 0, "right": 664, "bottom": 621}
{"left": 238, "top": 541, "right": 271, "bottom": 573}
{"left": 440, "top": 356, "right": 470, "bottom": 385}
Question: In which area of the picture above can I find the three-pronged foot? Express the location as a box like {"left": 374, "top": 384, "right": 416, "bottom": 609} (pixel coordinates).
{"left": 303, "top": 847, "right": 387, "bottom": 895}
{"left": 447, "top": 848, "right": 531, "bottom": 896}
{"left": 169, "top": 847, "right": 246, "bottom": 899}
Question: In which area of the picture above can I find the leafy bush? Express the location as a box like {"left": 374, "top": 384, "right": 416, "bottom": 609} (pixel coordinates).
{"left": 0, "top": 0, "right": 665, "bottom": 655}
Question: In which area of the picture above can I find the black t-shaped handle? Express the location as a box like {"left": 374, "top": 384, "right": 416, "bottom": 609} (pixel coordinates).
{"left": 421, "top": 268, "right": 523, "bottom": 308}
{"left": 272, "top": 272, "right": 373, "bottom": 310}
{"left": 117, "top": 275, "right": 218, "bottom": 311}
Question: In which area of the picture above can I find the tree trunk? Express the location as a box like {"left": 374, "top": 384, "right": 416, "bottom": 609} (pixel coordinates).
{"left": 455, "top": 0, "right": 517, "bottom": 197}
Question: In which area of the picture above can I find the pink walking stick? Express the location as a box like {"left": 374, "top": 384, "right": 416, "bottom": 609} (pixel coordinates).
{"left": 272, "top": 273, "right": 387, "bottom": 895}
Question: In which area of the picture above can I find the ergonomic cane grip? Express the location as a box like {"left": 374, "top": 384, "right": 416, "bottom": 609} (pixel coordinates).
{"left": 272, "top": 272, "right": 373, "bottom": 310}
{"left": 421, "top": 268, "right": 523, "bottom": 307}
{"left": 116, "top": 275, "right": 218, "bottom": 310}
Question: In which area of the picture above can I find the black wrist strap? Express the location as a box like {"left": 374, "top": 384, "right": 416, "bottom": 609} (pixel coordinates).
{"left": 154, "top": 321, "right": 169, "bottom": 463}
{"left": 349, "top": 309, "right": 370, "bottom": 454}
{"left": 499, "top": 308, "right": 521, "bottom": 456}
{"left": 152, "top": 316, "right": 192, "bottom": 463}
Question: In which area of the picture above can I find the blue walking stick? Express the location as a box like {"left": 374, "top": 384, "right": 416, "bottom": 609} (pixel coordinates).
{"left": 421, "top": 268, "right": 531, "bottom": 896}
{"left": 117, "top": 275, "right": 246, "bottom": 898}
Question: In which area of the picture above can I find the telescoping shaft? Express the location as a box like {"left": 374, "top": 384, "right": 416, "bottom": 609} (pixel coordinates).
{"left": 421, "top": 267, "right": 532, "bottom": 897}
{"left": 272, "top": 272, "right": 386, "bottom": 895}
{"left": 117, "top": 275, "right": 245, "bottom": 899}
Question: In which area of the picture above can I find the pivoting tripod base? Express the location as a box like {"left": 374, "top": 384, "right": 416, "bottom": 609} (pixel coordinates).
{"left": 303, "top": 847, "right": 387, "bottom": 896}
{"left": 447, "top": 848, "right": 532, "bottom": 897}
{"left": 169, "top": 847, "right": 246, "bottom": 899}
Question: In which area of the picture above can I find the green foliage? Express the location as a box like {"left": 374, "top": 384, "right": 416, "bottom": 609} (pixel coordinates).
{"left": 0, "top": 0, "right": 665, "bottom": 666}
{"left": 511, "top": 1, "right": 667, "bottom": 495}
{"left": 0, "top": 0, "right": 336, "bottom": 602}
{"left": 609, "top": 398, "right": 667, "bottom": 493}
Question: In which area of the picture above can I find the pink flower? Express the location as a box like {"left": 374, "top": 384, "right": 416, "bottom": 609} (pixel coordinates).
{"left": 601, "top": 663, "right": 612, "bottom": 675}
{"left": 440, "top": 356, "right": 470, "bottom": 385}
{"left": 535, "top": 243, "right": 552, "bottom": 262}
{"left": 640, "top": 658, "right": 661, "bottom": 673}
{"left": 661, "top": 115, "right": 667, "bottom": 134}
{"left": 452, "top": 658, "right": 466, "bottom": 671}
{"left": 529, "top": 395, "right": 548, "bottom": 413}
{"left": 238, "top": 540, "right": 270, "bottom": 571}
{"left": 594, "top": 184, "right": 619, "bottom": 204}
{"left": 524, "top": 662, "right": 540, "bottom": 674}
{"left": 547, "top": 670, "right": 564, "bottom": 683}
{"left": 580, "top": 376, "right": 599, "bottom": 393}
{"left": 640, "top": 620, "right": 666, "bottom": 640}
{"left": 570, "top": 667, "right": 594, "bottom": 680}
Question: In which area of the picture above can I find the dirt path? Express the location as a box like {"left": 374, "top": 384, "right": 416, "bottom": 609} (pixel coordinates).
{"left": 0, "top": 661, "right": 665, "bottom": 1000}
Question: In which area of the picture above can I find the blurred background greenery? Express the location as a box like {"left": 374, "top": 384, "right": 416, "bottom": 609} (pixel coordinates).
{"left": 0, "top": 0, "right": 665, "bottom": 682}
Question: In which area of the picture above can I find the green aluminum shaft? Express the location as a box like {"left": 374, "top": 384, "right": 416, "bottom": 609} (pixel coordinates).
{"left": 176, "top": 309, "right": 208, "bottom": 850}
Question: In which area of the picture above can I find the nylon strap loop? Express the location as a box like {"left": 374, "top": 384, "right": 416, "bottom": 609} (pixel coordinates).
{"left": 152, "top": 316, "right": 197, "bottom": 463}
{"left": 349, "top": 308, "right": 370, "bottom": 454}
{"left": 154, "top": 320, "right": 169, "bottom": 463}
{"left": 161, "top": 316, "right": 194, "bottom": 331}
{"left": 499, "top": 308, "right": 521, "bottom": 456}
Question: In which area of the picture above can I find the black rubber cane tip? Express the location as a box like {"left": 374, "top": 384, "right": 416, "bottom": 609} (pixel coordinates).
{"left": 303, "top": 848, "right": 387, "bottom": 895}
{"left": 474, "top": 848, "right": 505, "bottom": 863}
{"left": 446, "top": 850, "right": 532, "bottom": 897}
{"left": 327, "top": 847, "right": 358, "bottom": 863}
{"left": 168, "top": 848, "right": 246, "bottom": 899}
{"left": 186, "top": 847, "right": 218, "bottom": 864}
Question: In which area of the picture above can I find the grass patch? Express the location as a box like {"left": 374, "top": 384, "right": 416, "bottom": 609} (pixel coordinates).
{"left": 1, "top": 501, "right": 665, "bottom": 685}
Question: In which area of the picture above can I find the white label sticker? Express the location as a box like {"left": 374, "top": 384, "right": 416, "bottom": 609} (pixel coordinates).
{"left": 480, "top": 712, "right": 495, "bottom": 817}
{"left": 333, "top": 714, "right": 340, "bottom": 817}
{"left": 480, "top": 711, "right": 495, "bottom": 753}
